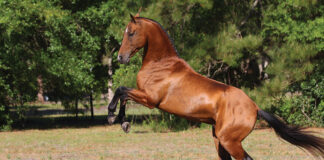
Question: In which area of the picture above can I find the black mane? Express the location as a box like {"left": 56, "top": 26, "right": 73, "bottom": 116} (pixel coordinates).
{"left": 137, "top": 17, "right": 179, "bottom": 56}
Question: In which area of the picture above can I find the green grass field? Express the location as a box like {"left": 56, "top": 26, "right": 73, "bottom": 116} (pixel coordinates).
{"left": 1, "top": 125, "right": 323, "bottom": 160}
{"left": 3, "top": 103, "right": 323, "bottom": 160}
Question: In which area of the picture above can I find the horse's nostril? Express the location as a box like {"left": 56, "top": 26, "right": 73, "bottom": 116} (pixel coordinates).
{"left": 118, "top": 55, "right": 122, "bottom": 61}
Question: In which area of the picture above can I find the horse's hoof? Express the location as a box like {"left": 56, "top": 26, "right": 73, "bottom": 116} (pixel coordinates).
{"left": 121, "top": 122, "right": 131, "bottom": 133}
{"left": 107, "top": 115, "right": 117, "bottom": 125}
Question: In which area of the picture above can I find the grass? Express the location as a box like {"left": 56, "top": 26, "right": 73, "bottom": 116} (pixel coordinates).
{"left": 1, "top": 125, "right": 323, "bottom": 160}
{"left": 4, "top": 103, "right": 324, "bottom": 159}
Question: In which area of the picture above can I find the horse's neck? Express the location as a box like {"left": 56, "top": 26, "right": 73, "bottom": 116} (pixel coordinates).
{"left": 142, "top": 23, "right": 178, "bottom": 66}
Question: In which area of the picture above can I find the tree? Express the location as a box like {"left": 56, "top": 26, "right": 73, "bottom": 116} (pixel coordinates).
{"left": 0, "top": 0, "right": 322, "bottom": 130}
{"left": 0, "top": 0, "right": 128, "bottom": 127}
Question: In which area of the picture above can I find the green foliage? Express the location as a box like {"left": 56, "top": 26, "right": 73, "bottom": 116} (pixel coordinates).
{"left": 255, "top": 0, "right": 323, "bottom": 111}
{"left": 144, "top": 111, "right": 190, "bottom": 132}
{"left": 0, "top": 0, "right": 323, "bottom": 129}
{"left": 0, "top": 0, "right": 128, "bottom": 128}
{"left": 271, "top": 64, "right": 324, "bottom": 126}
{"left": 0, "top": 104, "right": 12, "bottom": 131}
{"left": 112, "top": 53, "right": 142, "bottom": 90}
{"left": 273, "top": 96, "right": 323, "bottom": 127}
{"left": 190, "top": 25, "right": 263, "bottom": 67}
{"left": 262, "top": 0, "right": 324, "bottom": 51}
{"left": 0, "top": 61, "right": 12, "bottom": 130}
{"left": 116, "top": 0, "right": 323, "bottom": 127}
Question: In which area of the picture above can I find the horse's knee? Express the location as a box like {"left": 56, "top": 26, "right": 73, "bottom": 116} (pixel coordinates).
{"left": 116, "top": 86, "right": 131, "bottom": 94}
{"left": 108, "top": 86, "right": 130, "bottom": 110}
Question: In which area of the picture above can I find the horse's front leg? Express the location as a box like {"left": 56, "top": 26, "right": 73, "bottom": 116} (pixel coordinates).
{"left": 107, "top": 86, "right": 130, "bottom": 125}
{"left": 116, "top": 97, "right": 131, "bottom": 133}
{"left": 107, "top": 92, "right": 130, "bottom": 133}
{"left": 107, "top": 86, "right": 155, "bottom": 132}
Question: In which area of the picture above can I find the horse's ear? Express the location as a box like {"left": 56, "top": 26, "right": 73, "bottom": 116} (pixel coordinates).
{"left": 135, "top": 7, "right": 142, "bottom": 17}
{"left": 130, "top": 14, "right": 136, "bottom": 23}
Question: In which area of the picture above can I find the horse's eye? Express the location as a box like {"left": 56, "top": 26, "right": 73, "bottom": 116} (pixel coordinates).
{"left": 129, "top": 32, "right": 135, "bottom": 36}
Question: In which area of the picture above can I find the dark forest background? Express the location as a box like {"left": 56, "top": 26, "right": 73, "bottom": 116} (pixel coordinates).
{"left": 0, "top": 0, "right": 323, "bottom": 130}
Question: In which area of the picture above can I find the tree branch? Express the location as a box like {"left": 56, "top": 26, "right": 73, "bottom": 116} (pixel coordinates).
{"left": 239, "top": 0, "right": 261, "bottom": 29}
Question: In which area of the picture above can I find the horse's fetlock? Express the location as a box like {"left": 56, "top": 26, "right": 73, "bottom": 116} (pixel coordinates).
{"left": 107, "top": 112, "right": 117, "bottom": 125}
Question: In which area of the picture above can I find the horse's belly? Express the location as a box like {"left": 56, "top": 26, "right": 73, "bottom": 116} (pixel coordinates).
{"left": 157, "top": 94, "right": 216, "bottom": 124}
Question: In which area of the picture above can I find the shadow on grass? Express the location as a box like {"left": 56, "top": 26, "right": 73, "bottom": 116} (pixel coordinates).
{"left": 12, "top": 105, "right": 89, "bottom": 116}
{"left": 11, "top": 114, "right": 160, "bottom": 131}
{"left": 9, "top": 104, "right": 202, "bottom": 132}
{"left": 133, "top": 130, "right": 150, "bottom": 134}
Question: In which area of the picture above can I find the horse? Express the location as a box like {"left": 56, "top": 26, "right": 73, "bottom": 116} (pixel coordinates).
{"left": 107, "top": 13, "right": 324, "bottom": 160}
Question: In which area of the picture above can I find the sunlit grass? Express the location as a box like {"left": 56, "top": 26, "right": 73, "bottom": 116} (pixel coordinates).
{"left": 6, "top": 103, "right": 324, "bottom": 159}
{"left": 1, "top": 125, "right": 322, "bottom": 160}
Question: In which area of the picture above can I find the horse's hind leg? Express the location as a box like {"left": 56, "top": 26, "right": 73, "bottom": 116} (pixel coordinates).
{"left": 216, "top": 123, "right": 254, "bottom": 160}
{"left": 212, "top": 126, "right": 232, "bottom": 160}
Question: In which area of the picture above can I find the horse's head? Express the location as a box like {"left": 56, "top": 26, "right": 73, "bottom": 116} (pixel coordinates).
{"left": 117, "top": 14, "right": 146, "bottom": 64}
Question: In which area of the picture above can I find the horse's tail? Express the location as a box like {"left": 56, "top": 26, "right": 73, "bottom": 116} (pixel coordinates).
{"left": 258, "top": 109, "right": 324, "bottom": 158}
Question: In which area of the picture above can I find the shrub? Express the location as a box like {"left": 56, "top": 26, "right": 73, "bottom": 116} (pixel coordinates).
{"left": 270, "top": 64, "right": 324, "bottom": 127}
{"left": 144, "top": 111, "right": 191, "bottom": 132}
{"left": 0, "top": 105, "right": 12, "bottom": 131}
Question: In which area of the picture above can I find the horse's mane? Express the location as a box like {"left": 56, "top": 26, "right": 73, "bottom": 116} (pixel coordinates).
{"left": 137, "top": 17, "right": 179, "bottom": 57}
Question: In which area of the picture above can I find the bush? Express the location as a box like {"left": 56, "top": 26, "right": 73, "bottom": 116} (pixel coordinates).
{"left": 0, "top": 105, "right": 12, "bottom": 131}
{"left": 272, "top": 95, "right": 323, "bottom": 127}
{"left": 144, "top": 111, "right": 191, "bottom": 132}
{"left": 270, "top": 64, "right": 324, "bottom": 127}
{"left": 112, "top": 54, "right": 142, "bottom": 90}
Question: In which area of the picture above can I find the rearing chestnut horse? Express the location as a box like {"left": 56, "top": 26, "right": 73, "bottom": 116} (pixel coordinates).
{"left": 107, "top": 14, "right": 324, "bottom": 160}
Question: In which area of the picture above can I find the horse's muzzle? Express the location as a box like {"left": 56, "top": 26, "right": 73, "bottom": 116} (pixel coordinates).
{"left": 117, "top": 55, "right": 130, "bottom": 64}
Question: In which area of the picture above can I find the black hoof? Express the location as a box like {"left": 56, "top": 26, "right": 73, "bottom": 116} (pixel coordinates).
{"left": 121, "top": 122, "right": 131, "bottom": 133}
{"left": 107, "top": 114, "right": 117, "bottom": 125}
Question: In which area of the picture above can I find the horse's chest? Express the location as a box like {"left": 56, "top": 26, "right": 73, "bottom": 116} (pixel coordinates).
{"left": 137, "top": 70, "right": 169, "bottom": 90}
{"left": 136, "top": 68, "right": 172, "bottom": 104}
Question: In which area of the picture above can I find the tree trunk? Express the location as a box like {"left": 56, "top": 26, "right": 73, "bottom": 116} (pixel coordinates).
{"left": 90, "top": 93, "right": 94, "bottom": 120}
{"left": 37, "top": 75, "right": 44, "bottom": 103}
{"left": 239, "top": 0, "right": 261, "bottom": 28}
{"left": 4, "top": 105, "right": 9, "bottom": 114}
{"left": 107, "top": 56, "right": 114, "bottom": 103}
{"left": 75, "top": 98, "right": 78, "bottom": 118}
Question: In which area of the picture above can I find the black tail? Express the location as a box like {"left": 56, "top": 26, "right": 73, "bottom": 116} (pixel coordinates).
{"left": 258, "top": 109, "right": 324, "bottom": 158}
